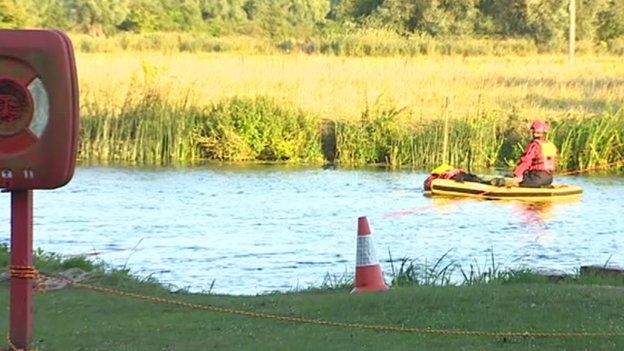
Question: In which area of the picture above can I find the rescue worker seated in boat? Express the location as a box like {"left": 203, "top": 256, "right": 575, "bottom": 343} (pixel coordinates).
{"left": 423, "top": 164, "right": 486, "bottom": 191}
{"left": 510, "top": 120, "right": 557, "bottom": 188}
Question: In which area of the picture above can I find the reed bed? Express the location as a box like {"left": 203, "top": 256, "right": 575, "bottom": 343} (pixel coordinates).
{"left": 77, "top": 52, "right": 624, "bottom": 170}
{"left": 80, "top": 86, "right": 624, "bottom": 172}
{"left": 81, "top": 86, "right": 323, "bottom": 165}
{"left": 551, "top": 109, "right": 624, "bottom": 171}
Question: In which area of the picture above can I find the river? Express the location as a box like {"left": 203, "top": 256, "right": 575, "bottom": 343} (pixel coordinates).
{"left": 1, "top": 165, "right": 622, "bottom": 295}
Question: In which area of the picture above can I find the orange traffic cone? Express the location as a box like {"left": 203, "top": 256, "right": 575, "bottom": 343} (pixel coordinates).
{"left": 351, "top": 216, "right": 389, "bottom": 293}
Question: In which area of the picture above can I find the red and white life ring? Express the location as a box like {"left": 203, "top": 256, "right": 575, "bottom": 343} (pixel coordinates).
{"left": 0, "top": 57, "right": 49, "bottom": 155}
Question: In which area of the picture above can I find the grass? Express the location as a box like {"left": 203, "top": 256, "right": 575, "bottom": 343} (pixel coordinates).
{"left": 68, "top": 31, "right": 624, "bottom": 57}
{"left": 2, "top": 246, "right": 624, "bottom": 350}
{"left": 80, "top": 85, "right": 624, "bottom": 170}
{"left": 77, "top": 52, "right": 624, "bottom": 123}
{"left": 73, "top": 52, "right": 624, "bottom": 169}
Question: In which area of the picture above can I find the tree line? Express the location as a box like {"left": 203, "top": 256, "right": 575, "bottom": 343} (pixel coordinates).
{"left": 1, "top": 0, "right": 623, "bottom": 47}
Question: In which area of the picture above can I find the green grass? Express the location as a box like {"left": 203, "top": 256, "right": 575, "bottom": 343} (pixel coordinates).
{"left": 2, "top": 246, "right": 624, "bottom": 350}
{"left": 2, "top": 275, "right": 624, "bottom": 350}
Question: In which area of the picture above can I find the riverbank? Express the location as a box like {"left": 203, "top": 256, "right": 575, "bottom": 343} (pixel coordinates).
{"left": 81, "top": 92, "right": 624, "bottom": 170}
{"left": 77, "top": 53, "right": 624, "bottom": 169}
{"left": 1, "top": 249, "right": 623, "bottom": 350}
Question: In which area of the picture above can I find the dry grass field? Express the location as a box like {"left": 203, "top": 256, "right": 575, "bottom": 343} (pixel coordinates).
{"left": 78, "top": 52, "right": 624, "bottom": 122}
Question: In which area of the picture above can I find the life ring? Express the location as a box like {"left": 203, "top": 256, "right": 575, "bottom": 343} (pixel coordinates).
{"left": 0, "top": 56, "right": 49, "bottom": 155}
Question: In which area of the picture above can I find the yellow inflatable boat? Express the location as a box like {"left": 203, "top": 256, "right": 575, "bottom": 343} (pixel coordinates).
{"left": 428, "top": 178, "right": 583, "bottom": 201}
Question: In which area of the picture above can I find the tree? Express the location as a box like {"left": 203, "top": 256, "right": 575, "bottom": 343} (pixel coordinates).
{"left": 0, "top": 0, "right": 34, "bottom": 28}
{"left": 575, "top": 0, "right": 608, "bottom": 41}
{"left": 476, "top": 0, "right": 530, "bottom": 36}
{"left": 411, "top": 0, "right": 478, "bottom": 36}
{"left": 160, "top": 0, "right": 203, "bottom": 30}
{"left": 526, "top": 0, "right": 568, "bottom": 47}
{"left": 34, "top": 0, "right": 73, "bottom": 29}
{"left": 331, "top": 0, "right": 382, "bottom": 22}
{"left": 64, "top": 0, "right": 129, "bottom": 36}
{"left": 370, "top": 0, "right": 416, "bottom": 33}
{"left": 200, "top": 0, "right": 248, "bottom": 22}
{"left": 246, "top": 0, "right": 330, "bottom": 36}
{"left": 596, "top": 0, "right": 624, "bottom": 41}
{"left": 119, "top": 0, "right": 164, "bottom": 32}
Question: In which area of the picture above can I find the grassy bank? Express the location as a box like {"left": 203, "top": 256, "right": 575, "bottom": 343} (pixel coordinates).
{"left": 1, "top": 247, "right": 624, "bottom": 350}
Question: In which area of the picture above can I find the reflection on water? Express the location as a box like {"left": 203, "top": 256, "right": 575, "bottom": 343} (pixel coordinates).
{"left": 0, "top": 165, "right": 622, "bottom": 295}
{"left": 514, "top": 202, "right": 557, "bottom": 245}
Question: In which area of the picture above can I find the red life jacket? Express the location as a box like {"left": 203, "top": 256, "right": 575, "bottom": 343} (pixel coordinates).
{"left": 530, "top": 139, "right": 557, "bottom": 173}
{"left": 424, "top": 168, "right": 462, "bottom": 191}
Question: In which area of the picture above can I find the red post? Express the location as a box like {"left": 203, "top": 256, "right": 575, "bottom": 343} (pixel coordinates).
{"left": 9, "top": 189, "right": 34, "bottom": 350}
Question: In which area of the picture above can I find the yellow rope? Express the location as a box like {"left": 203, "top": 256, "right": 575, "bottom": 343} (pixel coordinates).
{"left": 5, "top": 266, "right": 40, "bottom": 351}
{"left": 71, "top": 281, "right": 624, "bottom": 339}
{"left": 6, "top": 333, "right": 32, "bottom": 351}
{"left": 9, "top": 266, "right": 45, "bottom": 292}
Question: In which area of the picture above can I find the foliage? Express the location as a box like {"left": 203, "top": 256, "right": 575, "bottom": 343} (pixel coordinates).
{"left": 0, "top": 0, "right": 34, "bottom": 28}
{"left": 596, "top": 0, "right": 624, "bottom": 42}
{"left": 4, "top": 0, "right": 623, "bottom": 51}
{"left": 526, "top": 0, "right": 569, "bottom": 48}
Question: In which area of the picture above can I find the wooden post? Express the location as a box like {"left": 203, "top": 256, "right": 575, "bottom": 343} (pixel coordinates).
{"left": 442, "top": 98, "right": 450, "bottom": 165}
{"left": 569, "top": 0, "right": 576, "bottom": 64}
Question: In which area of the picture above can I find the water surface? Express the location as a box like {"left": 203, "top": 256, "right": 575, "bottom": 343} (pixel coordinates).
{"left": 1, "top": 165, "right": 622, "bottom": 295}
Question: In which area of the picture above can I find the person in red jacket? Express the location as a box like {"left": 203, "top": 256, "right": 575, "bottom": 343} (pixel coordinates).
{"left": 511, "top": 120, "right": 557, "bottom": 187}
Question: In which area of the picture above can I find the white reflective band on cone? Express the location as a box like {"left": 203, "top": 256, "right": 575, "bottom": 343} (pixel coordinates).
{"left": 27, "top": 77, "right": 50, "bottom": 138}
{"left": 356, "top": 236, "right": 378, "bottom": 266}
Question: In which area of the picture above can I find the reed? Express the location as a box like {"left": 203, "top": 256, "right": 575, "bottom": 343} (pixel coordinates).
{"left": 550, "top": 109, "right": 624, "bottom": 171}
{"left": 76, "top": 53, "right": 624, "bottom": 171}
{"left": 333, "top": 103, "right": 505, "bottom": 170}
{"left": 81, "top": 86, "right": 323, "bottom": 165}
{"left": 80, "top": 86, "right": 624, "bottom": 172}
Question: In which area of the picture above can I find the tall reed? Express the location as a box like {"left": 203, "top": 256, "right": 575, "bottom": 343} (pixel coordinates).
{"left": 80, "top": 85, "right": 624, "bottom": 172}
{"left": 81, "top": 88, "right": 323, "bottom": 165}
{"left": 334, "top": 103, "right": 505, "bottom": 170}
{"left": 551, "top": 109, "right": 624, "bottom": 171}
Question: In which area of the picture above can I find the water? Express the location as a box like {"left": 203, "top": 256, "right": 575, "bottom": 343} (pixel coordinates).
{"left": 1, "top": 165, "right": 623, "bottom": 295}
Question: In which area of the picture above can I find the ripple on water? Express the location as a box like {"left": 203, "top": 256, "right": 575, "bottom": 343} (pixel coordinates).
{"left": 1, "top": 166, "right": 623, "bottom": 295}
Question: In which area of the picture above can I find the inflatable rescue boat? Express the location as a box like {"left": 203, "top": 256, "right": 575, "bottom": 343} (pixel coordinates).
{"left": 428, "top": 178, "right": 582, "bottom": 201}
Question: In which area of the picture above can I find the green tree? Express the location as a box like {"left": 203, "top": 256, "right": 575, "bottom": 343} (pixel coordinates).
{"left": 247, "top": 0, "right": 330, "bottom": 36}
{"left": 411, "top": 0, "right": 478, "bottom": 36}
{"left": 331, "top": 0, "right": 382, "bottom": 22}
{"left": 596, "top": 0, "right": 624, "bottom": 41}
{"left": 119, "top": 0, "right": 164, "bottom": 32}
{"left": 526, "top": 0, "right": 568, "bottom": 47}
{"left": 64, "top": 0, "right": 129, "bottom": 36}
{"left": 476, "top": 0, "right": 530, "bottom": 36}
{"left": 575, "top": 0, "right": 609, "bottom": 41}
{"left": 200, "top": 0, "right": 248, "bottom": 21}
{"left": 160, "top": 0, "right": 203, "bottom": 30}
{"left": 370, "top": 0, "right": 416, "bottom": 33}
{"left": 35, "top": 0, "right": 73, "bottom": 29}
{"left": 0, "top": 0, "right": 34, "bottom": 28}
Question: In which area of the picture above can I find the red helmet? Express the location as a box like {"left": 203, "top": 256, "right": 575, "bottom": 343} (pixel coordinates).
{"left": 530, "top": 120, "right": 548, "bottom": 133}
